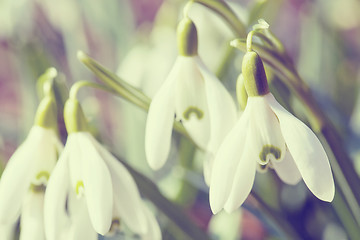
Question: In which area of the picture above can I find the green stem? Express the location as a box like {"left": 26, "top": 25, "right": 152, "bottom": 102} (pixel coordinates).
{"left": 193, "top": 0, "right": 246, "bottom": 37}
{"left": 77, "top": 51, "right": 150, "bottom": 110}
{"left": 332, "top": 182, "right": 360, "bottom": 239}
{"left": 175, "top": 138, "right": 198, "bottom": 205}
{"left": 69, "top": 81, "right": 119, "bottom": 99}
{"left": 117, "top": 154, "right": 211, "bottom": 240}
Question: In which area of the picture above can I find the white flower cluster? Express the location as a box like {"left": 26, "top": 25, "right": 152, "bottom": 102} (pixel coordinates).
{"left": 0, "top": 98, "right": 161, "bottom": 240}
{"left": 145, "top": 15, "right": 335, "bottom": 216}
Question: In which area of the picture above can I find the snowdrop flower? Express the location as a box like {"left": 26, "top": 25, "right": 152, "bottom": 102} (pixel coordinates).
{"left": 0, "top": 70, "right": 63, "bottom": 240}
{"left": 145, "top": 16, "right": 237, "bottom": 174}
{"left": 44, "top": 97, "right": 161, "bottom": 240}
{"left": 209, "top": 50, "right": 335, "bottom": 214}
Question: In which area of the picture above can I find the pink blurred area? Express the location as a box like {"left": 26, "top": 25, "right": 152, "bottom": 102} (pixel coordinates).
{"left": 130, "top": 0, "right": 164, "bottom": 26}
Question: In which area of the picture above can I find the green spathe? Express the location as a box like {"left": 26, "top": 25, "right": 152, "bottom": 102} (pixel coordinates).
{"left": 242, "top": 51, "right": 269, "bottom": 97}
{"left": 64, "top": 98, "right": 88, "bottom": 133}
{"left": 236, "top": 74, "right": 248, "bottom": 110}
{"left": 34, "top": 96, "right": 57, "bottom": 129}
{"left": 177, "top": 17, "right": 198, "bottom": 56}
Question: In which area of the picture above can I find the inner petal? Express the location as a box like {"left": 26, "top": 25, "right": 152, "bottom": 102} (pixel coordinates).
{"left": 247, "top": 97, "right": 286, "bottom": 165}
{"left": 175, "top": 57, "right": 210, "bottom": 149}
{"left": 259, "top": 144, "right": 282, "bottom": 163}
{"left": 67, "top": 134, "right": 84, "bottom": 198}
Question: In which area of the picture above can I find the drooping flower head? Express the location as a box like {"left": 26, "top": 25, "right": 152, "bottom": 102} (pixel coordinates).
{"left": 145, "top": 14, "right": 237, "bottom": 182}
{"left": 44, "top": 95, "right": 161, "bottom": 240}
{"left": 0, "top": 68, "right": 63, "bottom": 240}
{"left": 209, "top": 48, "right": 335, "bottom": 214}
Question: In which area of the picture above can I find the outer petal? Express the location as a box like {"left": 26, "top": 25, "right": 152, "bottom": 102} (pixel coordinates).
{"left": 209, "top": 103, "right": 251, "bottom": 214}
{"left": 20, "top": 192, "right": 46, "bottom": 240}
{"left": 0, "top": 126, "right": 45, "bottom": 223}
{"left": 196, "top": 57, "right": 237, "bottom": 184}
{"left": 77, "top": 133, "right": 113, "bottom": 235}
{"left": 44, "top": 140, "right": 71, "bottom": 240}
{"left": 223, "top": 134, "right": 257, "bottom": 213}
{"left": 265, "top": 93, "right": 335, "bottom": 201}
{"left": 196, "top": 56, "right": 237, "bottom": 153}
{"left": 141, "top": 203, "right": 162, "bottom": 240}
{"left": 272, "top": 150, "right": 302, "bottom": 185}
{"left": 145, "top": 59, "right": 177, "bottom": 170}
{"left": 89, "top": 136, "right": 147, "bottom": 234}
{"left": 32, "top": 129, "right": 59, "bottom": 187}
{"left": 203, "top": 152, "right": 214, "bottom": 186}
{"left": 246, "top": 97, "right": 286, "bottom": 165}
{"left": 174, "top": 56, "right": 210, "bottom": 149}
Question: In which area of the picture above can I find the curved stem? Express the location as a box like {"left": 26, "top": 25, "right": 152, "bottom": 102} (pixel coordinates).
{"left": 37, "top": 67, "right": 58, "bottom": 99}
{"left": 69, "top": 81, "right": 118, "bottom": 100}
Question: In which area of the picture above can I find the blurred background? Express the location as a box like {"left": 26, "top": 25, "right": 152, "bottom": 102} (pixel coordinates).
{"left": 0, "top": 0, "right": 360, "bottom": 239}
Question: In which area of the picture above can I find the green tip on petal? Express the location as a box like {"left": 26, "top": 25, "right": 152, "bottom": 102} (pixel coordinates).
{"left": 242, "top": 51, "right": 269, "bottom": 97}
{"left": 64, "top": 98, "right": 89, "bottom": 133}
{"left": 34, "top": 96, "right": 58, "bottom": 129}
{"left": 177, "top": 17, "right": 198, "bottom": 56}
{"left": 236, "top": 74, "right": 248, "bottom": 110}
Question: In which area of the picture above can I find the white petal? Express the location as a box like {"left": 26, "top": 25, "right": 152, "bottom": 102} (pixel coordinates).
{"left": 78, "top": 133, "right": 113, "bottom": 235}
{"left": 223, "top": 137, "right": 257, "bottom": 213}
{"left": 67, "top": 195, "right": 98, "bottom": 240}
{"left": 196, "top": 56, "right": 237, "bottom": 153}
{"left": 272, "top": 150, "right": 302, "bottom": 185}
{"left": 141, "top": 204, "right": 162, "bottom": 240}
{"left": 265, "top": 93, "right": 335, "bottom": 202}
{"left": 20, "top": 192, "right": 46, "bottom": 240}
{"left": 174, "top": 56, "right": 210, "bottom": 149}
{"left": 32, "top": 128, "right": 59, "bottom": 186}
{"left": 209, "top": 104, "right": 251, "bottom": 214}
{"left": 89, "top": 136, "right": 148, "bottom": 234}
{"left": 145, "top": 59, "right": 177, "bottom": 170}
{"left": 203, "top": 152, "right": 214, "bottom": 187}
{"left": 67, "top": 134, "right": 84, "bottom": 194}
{"left": 0, "top": 126, "right": 46, "bottom": 223}
{"left": 247, "top": 97, "right": 286, "bottom": 165}
{"left": 44, "top": 141, "right": 71, "bottom": 240}
{"left": 0, "top": 223, "right": 16, "bottom": 240}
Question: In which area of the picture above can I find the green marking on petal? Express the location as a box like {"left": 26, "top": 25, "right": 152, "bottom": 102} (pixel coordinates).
{"left": 259, "top": 145, "right": 281, "bottom": 164}
{"left": 36, "top": 171, "right": 50, "bottom": 181}
{"left": 183, "top": 106, "right": 204, "bottom": 120}
{"left": 76, "top": 180, "right": 85, "bottom": 196}
{"left": 30, "top": 171, "right": 51, "bottom": 193}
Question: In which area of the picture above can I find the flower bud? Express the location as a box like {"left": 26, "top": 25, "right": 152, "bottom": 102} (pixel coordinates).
{"left": 177, "top": 17, "right": 198, "bottom": 56}
{"left": 242, "top": 51, "right": 269, "bottom": 97}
